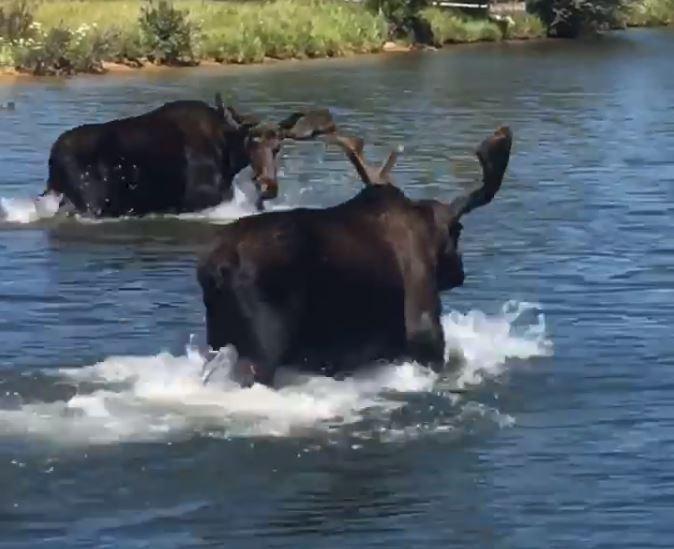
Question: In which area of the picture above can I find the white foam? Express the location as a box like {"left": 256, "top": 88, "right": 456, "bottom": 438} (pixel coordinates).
{"left": 0, "top": 193, "right": 60, "bottom": 224}
{"left": 0, "top": 302, "right": 552, "bottom": 446}
{"left": 443, "top": 300, "right": 553, "bottom": 388}
{"left": 62, "top": 183, "right": 297, "bottom": 226}
{"left": 175, "top": 183, "right": 295, "bottom": 224}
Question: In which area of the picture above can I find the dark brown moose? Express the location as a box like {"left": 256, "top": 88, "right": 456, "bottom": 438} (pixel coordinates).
{"left": 41, "top": 94, "right": 336, "bottom": 217}
{"left": 197, "top": 126, "right": 513, "bottom": 386}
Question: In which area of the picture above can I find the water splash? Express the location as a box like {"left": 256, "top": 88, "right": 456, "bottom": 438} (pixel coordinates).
{"left": 0, "top": 193, "right": 60, "bottom": 224}
{"left": 0, "top": 302, "right": 552, "bottom": 446}
{"left": 0, "top": 183, "right": 296, "bottom": 227}
{"left": 443, "top": 300, "right": 553, "bottom": 388}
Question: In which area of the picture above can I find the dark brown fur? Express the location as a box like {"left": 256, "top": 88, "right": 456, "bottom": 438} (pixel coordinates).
{"left": 198, "top": 127, "right": 513, "bottom": 385}
{"left": 44, "top": 96, "right": 335, "bottom": 217}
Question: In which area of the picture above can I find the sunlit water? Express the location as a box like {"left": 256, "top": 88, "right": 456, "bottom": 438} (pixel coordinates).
{"left": 1, "top": 28, "right": 673, "bottom": 548}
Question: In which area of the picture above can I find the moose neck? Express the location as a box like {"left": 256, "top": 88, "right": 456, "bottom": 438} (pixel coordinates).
{"left": 224, "top": 131, "right": 253, "bottom": 180}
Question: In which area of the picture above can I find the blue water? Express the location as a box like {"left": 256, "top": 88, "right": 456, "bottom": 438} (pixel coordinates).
{"left": 0, "top": 28, "right": 673, "bottom": 547}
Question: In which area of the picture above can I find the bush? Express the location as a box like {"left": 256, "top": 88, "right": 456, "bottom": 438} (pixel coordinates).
{"left": 366, "top": 0, "right": 430, "bottom": 38}
{"left": 106, "top": 27, "right": 144, "bottom": 65}
{"left": 420, "top": 7, "right": 502, "bottom": 44}
{"left": 139, "top": 0, "right": 200, "bottom": 65}
{"left": 66, "top": 24, "right": 110, "bottom": 72}
{"left": 12, "top": 25, "right": 72, "bottom": 75}
{"left": 0, "top": 37, "right": 15, "bottom": 67}
{"left": 200, "top": 0, "right": 386, "bottom": 62}
{"left": 9, "top": 22, "right": 109, "bottom": 75}
{"left": 0, "top": 0, "right": 34, "bottom": 42}
{"left": 624, "top": 0, "right": 674, "bottom": 26}
{"left": 527, "top": 0, "right": 626, "bottom": 37}
{"left": 501, "top": 12, "right": 547, "bottom": 38}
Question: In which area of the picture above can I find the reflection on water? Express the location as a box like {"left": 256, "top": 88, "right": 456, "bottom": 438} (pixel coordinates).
{"left": 1, "top": 27, "right": 673, "bottom": 548}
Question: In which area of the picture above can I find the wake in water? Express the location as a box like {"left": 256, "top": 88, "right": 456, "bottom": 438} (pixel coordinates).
{"left": 0, "top": 182, "right": 293, "bottom": 226}
{"left": 0, "top": 302, "right": 552, "bottom": 447}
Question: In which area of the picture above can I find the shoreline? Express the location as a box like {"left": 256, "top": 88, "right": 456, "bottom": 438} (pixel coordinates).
{"left": 0, "top": 43, "right": 418, "bottom": 86}
{"left": 0, "top": 26, "right": 668, "bottom": 87}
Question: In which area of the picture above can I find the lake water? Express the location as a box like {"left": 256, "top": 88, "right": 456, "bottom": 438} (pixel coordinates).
{"left": 1, "top": 27, "right": 673, "bottom": 548}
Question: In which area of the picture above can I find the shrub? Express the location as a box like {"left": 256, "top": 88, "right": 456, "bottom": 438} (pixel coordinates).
{"left": 366, "top": 0, "right": 430, "bottom": 38}
{"left": 66, "top": 24, "right": 109, "bottom": 72}
{"left": 527, "top": 0, "right": 626, "bottom": 37}
{"left": 10, "top": 22, "right": 109, "bottom": 75}
{"left": 138, "top": 0, "right": 200, "bottom": 65}
{"left": 501, "top": 12, "right": 547, "bottom": 39}
{"left": 624, "top": 0, "right": 674, "bottom": 26}
{"left": 0, "top": 37, "right": 15, "bottom": 67}
{"left": 0, "top": 0, "right": 34, "bottom": 42}
{"left": 200, "top": 0, "right": 386, "bottom": 63}
{"left": 106, "top": 27, "right": 144, "bottom": 65}
{"left": 420, "top": 7, "right": 502, "bottom": 44}
{"left": 12, "top": 25, "right": 72, "bottom": 75}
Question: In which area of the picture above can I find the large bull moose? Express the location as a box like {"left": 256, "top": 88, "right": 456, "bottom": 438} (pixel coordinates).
{"left": 197, "top": 126, "right": 513, "bottom": 386}
{"left": 41, "top": 95, "right": 335, "bottom": 217}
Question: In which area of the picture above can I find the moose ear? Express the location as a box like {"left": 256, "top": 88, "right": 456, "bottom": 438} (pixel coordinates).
{"left": 279, "top": 108, "right": 337, "bottom": 140}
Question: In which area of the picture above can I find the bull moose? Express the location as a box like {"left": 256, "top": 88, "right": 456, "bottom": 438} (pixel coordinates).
{"left": 41, "top": 94, "right": 336, "bottom": 217}
{"left": 197, "top": 125, "right": 513, "bottom": 386}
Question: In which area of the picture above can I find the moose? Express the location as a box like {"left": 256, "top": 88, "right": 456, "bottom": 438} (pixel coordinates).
{"left": 40, "top": 94, "right": 336, "bottom": 217}
{"left": 197, "top": 125, "right": 513, "bottom": 386}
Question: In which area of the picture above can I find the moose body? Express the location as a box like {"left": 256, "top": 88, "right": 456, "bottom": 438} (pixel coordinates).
{"left": 198, "top": 127, "right": 513, "bottom": 386}
{"left": 44, "top": 96, "right": 335, "bottom": 217}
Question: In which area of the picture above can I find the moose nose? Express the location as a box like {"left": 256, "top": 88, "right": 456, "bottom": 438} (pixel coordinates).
{"left": 257, "top": 177, "right": 278, "bottom": 200}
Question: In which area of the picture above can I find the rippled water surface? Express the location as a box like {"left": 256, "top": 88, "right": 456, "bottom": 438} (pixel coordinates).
{"left": 1, "top": 28, "right": 673, "bottom": 548}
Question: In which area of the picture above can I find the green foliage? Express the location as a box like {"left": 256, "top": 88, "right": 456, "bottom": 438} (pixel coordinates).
{"left": 501, "top": 12, "right": 547, "bottom": 38}
{"left": 138, "top": 0, "right": 200, "bottom": 65}
{"left": 3, "top": 0, "right": 665, "bottom": 77}
{"left": 0, "top": 0, "right": 34, "bottom": 42}
{"left": 527, "top": 0, "right": 626, "bottom": 37}
{"left": 199, "top": 0, "right": 386, "bottom": 63}
{"left": 420, "top": 7, "right": 502, "bottom": 44}
{"left": 106, "top": 27, "right": 144, "bottom": 65}
{"left": 10, "top": 22, "right": 109, "bottom": 75}
{"left": 624, "top": 0, "right": 674, "bottom": 26}
{"left": 366, "top": 0, "right": 430, "bottom": 38}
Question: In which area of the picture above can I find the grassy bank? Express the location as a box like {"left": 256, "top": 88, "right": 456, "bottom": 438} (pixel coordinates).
{"left": 0, "top": 0, "right": 388, "bottom": 74}
{"left": 1, "top": 0, "right": 672, "bottom": 78}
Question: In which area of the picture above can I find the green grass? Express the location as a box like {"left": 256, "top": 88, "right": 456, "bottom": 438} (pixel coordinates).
{"left": 6, "top": 0, "right": 666, "bottom": 76}
{"left": 195, "top": 0, "right": 388, "bottom": 63}
{"left": 420, "top": 7, "right": 502, "bottom": 45}
{"left": 0, "top": 0, "right": 387, "bottom": 73}
{"left": 35, "top": 0, "right": 388, "bottom": 62}
{"left": 420, "top": 7, "right": 546, "bottom": 44}
{"left": 502, "top": 12, "right": 546, "bottom": 39}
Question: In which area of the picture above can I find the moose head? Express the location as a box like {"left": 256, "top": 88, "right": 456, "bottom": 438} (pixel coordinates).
{"left": 328, "top": 126, "right": 513, "bottom": 292}
{"left": 214, "top": 93, "right": 337, "bottom": 210}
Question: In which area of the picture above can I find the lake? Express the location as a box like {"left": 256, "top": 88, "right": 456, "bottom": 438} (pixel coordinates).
{"left": 1, "top": 27, "right": 673, "bottom": 548}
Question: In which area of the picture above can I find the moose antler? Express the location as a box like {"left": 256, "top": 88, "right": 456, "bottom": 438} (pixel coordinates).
{"left": 448, "top": 126, "right": 513, "bottom": 219}
{"left": 328, "top": 134, "right": 399, "bottom": 186}
{"left": 278, "top": 109, "right": 337, "bottom": 140}
{"left": 214, "top": 93, "right": 261, "bottom": 130}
